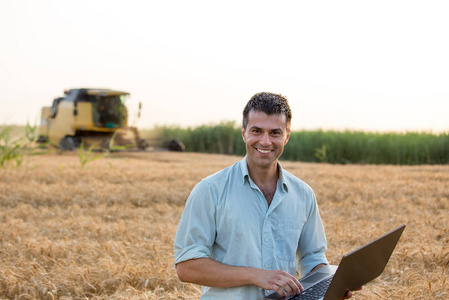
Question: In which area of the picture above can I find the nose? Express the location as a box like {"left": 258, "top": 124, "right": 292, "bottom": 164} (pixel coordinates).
{"left": 260, "top": 132, "right": 271, "bottom": 146}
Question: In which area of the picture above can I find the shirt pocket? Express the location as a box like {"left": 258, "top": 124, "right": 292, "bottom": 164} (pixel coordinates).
{"left": 274, "top": 220, "right": 304, "bottom": 262}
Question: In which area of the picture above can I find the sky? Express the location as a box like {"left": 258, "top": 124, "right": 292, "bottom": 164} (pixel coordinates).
{"left": 1, "top": 0, "right": 448, "bottom": 133}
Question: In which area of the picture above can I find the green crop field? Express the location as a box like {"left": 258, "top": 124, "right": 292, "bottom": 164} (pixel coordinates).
{"left": 150, "top": 123, "right": 449, "bottom": 165}
{"left": 3, "top": 123, "right": 449, "bottom": 165}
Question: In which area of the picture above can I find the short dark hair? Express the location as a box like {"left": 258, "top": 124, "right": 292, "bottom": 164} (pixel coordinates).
{"left": 242, "top": 92, "right": 292, "bottom": 129}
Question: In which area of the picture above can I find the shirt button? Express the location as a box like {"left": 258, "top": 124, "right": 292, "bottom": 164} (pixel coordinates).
{"left": 265, "top": 264, "right": 269, "bottom": 267}
{"left": 265, "top": 239, "right": 269, "bottom": 242}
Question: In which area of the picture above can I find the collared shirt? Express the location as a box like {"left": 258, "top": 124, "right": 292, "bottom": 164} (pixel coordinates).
{"left": 174, "top": 157, "right": 328, "bottom": 299}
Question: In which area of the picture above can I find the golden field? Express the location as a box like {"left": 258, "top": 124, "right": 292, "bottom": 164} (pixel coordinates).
{"left": 0, "top": 152, "right": 448, "bottom": 299}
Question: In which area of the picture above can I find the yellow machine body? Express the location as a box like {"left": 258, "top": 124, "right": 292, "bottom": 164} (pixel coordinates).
{"left": 38, "top": 88, "right": 138, "bottom": 150}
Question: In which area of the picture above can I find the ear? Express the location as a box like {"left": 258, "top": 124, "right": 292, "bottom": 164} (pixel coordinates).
{"left": 284, "top": 129, "right": 291, "bottom": 146}
{"left": 241, "top": 126, "right": 247, "bottom": 143}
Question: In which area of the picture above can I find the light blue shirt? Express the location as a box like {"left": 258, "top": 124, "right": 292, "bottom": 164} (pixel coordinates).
{"left": 174, "top": 157, "right": 328, "bottom": 299}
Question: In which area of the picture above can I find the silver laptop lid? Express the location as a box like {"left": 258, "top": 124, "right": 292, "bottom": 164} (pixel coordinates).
{"left": 265, "top": 224, "right": 406, "bottom": 300}
{"left": 323, "top": 224, "right": 406, "bottom": 300}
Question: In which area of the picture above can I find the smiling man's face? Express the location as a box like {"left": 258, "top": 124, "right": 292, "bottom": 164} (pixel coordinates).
{"left": 242, "top": 110, "right": 291, "bottom": 172}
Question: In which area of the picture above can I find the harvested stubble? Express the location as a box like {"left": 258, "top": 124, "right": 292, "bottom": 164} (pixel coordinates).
{"left": 0, "top": 152, "right": 448, "bottom": 299}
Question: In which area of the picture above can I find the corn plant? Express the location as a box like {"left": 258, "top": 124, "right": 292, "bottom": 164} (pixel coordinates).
{"left": 0, "top": 123, "right": 49, "bottom": 168}
{"left": 77, "top": 131, "right": 128, "bottom": 168}
{"left": 77, "top": 142, "right": 109, "bottom": 168}
{"left": 314, "top": 144, "right": 328, "bottom": 163}
{"left": 0, "top": 126, "right": 21, "bottom": 167}
{"left": 24, "top": 121, "right": 38, "bottom": 143}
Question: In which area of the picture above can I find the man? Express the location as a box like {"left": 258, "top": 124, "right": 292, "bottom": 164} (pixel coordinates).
{"left": 174, "top": 92, "right": 355, "bottom": 299}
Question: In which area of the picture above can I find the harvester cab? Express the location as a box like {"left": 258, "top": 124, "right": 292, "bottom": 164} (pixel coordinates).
{"left": 38, "top": 88, "right": 147, "bottom": 151}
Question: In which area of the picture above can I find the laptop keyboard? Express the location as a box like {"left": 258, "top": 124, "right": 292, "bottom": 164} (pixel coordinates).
{"left": 286, "top": 276, "right": 333, "bottom": 300}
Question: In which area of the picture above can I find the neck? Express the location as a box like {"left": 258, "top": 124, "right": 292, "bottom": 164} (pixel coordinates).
{"left": 247, "top": 161, "right": 279, "bottom": 205}
{"left": 247, "top": 161, "right": 279, "bottom": 185}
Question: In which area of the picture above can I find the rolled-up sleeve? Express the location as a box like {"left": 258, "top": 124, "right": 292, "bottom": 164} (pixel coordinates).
{"left": 297, "top": 191, "right": 328, "bottom": 276}
{"left": 174, "top": 180, "right": 217, "bottom": 266}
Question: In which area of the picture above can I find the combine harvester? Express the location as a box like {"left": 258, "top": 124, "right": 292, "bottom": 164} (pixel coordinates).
{"left": 37, "top": 88, "right": 184, "bottom": 152}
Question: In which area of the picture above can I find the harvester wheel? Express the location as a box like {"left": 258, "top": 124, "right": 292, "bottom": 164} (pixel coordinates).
{"left": 59, "top": 136, "right": 76, "bottom": 151}
{"left": 137, "top": 139, "right": 149, "bottom": 151}
{"left": 36, "top": 136, "right": 48, "bottom": 143}
{"left": 164, "top": 139, "right": 185, "bottom": 152}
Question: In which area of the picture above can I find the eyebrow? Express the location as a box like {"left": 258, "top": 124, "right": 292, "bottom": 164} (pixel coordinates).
{"left": 250, "top": 126, "right": 283, "bottom": 132}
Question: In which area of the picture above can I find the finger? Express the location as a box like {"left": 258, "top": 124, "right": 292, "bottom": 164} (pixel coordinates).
{"left": 271, "top": 283, "right": 287, "bottom": 297}
{"left": 287, "top": 277, "right": 303, "bottom": 293}
{"left": 279, "top": 278, "right": 302, "bottom": 296}
{"left": 296, "top": 280, "right": 304, "bottom": 292}
{"left": 275, "top": 279, "right": 295, "bottom": 296}
{"left": 281, "top": 272, "right": 304, "bottom": 292}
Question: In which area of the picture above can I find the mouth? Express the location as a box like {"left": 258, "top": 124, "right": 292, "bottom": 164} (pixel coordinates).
{"left": 256, "top": 148, "right": 272, "bottom": 154}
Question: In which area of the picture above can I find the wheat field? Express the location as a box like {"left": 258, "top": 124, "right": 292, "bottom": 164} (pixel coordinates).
{"left": 0, "top": 152, "right": 448, "bottom": 299}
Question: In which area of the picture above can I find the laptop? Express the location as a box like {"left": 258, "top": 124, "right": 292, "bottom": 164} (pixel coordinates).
{"left": 265, "top": 224, "right": 406, "bottom": 300}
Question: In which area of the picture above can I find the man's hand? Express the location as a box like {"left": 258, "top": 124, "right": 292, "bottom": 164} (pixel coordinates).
{"left": 252, "top": 269, "right": 304, "bottom": 297}
{"left": 340, "top": 286, "right": 363, "bottom": 299}
{"left": 177, "top": 258, "right": 303, "bottom": 297}
{"left": 309, "top": 265, "right": 362, "bottom": 299}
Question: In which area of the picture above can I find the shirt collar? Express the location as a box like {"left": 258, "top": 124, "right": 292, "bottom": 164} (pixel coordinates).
{"left": 240, "top": 156, "right": 288, "bottom": 193}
